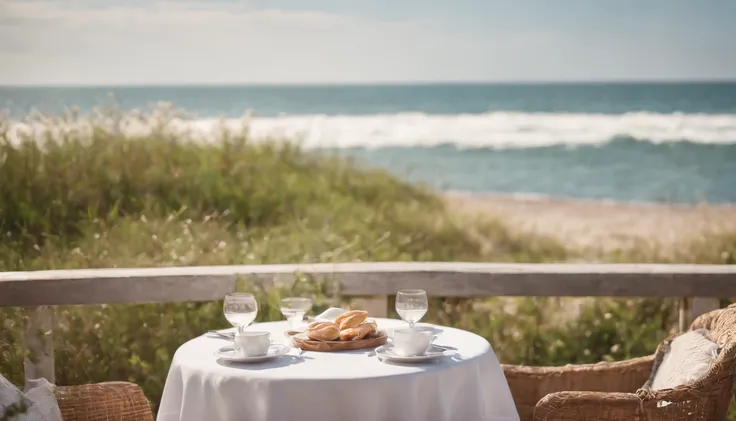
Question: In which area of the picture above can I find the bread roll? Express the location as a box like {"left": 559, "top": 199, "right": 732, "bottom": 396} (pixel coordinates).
{"left": 339, "top": 322, "right": 377, "bottom": 341}
{"left": 335, "top": 310, "right": 369, "bottom": 330}
{"left": 306, "top": 321, "right": 340, "bottom": 341}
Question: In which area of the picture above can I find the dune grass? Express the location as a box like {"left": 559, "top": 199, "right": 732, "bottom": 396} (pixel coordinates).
{"left": 0, "top": 109, "right": 566, "bottom": 267}
{"left": 0, "top": 109, "right": 733, "bottom": 414}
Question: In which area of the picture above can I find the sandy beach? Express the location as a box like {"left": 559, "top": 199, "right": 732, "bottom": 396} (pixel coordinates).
{"left": 446, "top": 192, "right": 736, "bottom": 252}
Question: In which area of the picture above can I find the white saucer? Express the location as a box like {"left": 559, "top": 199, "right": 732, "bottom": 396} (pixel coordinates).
{"left": 375, "top": 344, "right": 455, "bottom": 363}
{"left": 215, "top": 344, "right": 291, "bottom": 363}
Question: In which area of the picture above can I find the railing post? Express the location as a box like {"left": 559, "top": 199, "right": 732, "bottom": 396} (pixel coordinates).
{"left": 24, "top": 306, "right": 55, "bottom": 385}
{"left": 678, "top": 297, "right": 690, "bottom": 332}
{"left": 692, "top": 297, "right": 720, "bottom": 321}
{"left": 350, "top": 295, "right": 388, "bottom": 318}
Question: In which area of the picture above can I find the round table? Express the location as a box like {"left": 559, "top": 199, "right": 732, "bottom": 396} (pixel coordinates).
{"left": 157, "top": 318, "right": 519, "bottom": 421}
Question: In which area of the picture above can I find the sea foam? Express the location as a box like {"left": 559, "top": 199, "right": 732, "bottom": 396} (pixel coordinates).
{"left": 7, "top": 111, "right": 736, "bottom": 149}
{"left": 184, "top": 111, "right": 736, "bottom": 148}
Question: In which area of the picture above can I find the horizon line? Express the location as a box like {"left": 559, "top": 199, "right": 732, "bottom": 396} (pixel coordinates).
{"left": 2, "top": 78, "right": 736, "bottom": 89}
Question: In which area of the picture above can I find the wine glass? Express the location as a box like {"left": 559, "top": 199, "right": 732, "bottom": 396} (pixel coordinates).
{"left": 223, "top": 293, "right": 258, "bottom": 333}
{"left": 395, "top": 289, "right": 428, "bottom": 329}
{"left": 280, "top": 297, "right": 313, "bottom": 330}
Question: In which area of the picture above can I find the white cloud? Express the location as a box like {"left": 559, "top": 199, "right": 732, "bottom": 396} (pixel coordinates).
{"left": 1, "top": 0, "right": 351, "bottom": 27}
{"left": 1, "top": 0, "right": 734, "bottom": 84}
{"left": 1, "top": 0, "right": 486, "bottom": 84}
{"left": 1, "top": 0, "right": 448, "bottom": 84}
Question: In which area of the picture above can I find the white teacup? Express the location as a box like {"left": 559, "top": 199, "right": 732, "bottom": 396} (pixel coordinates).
{"left": 234, "top": 331, "right": 271, "bottom": 357}
{"left": 392, "top": 328, "right": 434, "bottom": 357}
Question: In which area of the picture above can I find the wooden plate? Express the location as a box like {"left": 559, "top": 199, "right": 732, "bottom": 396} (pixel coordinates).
{"left": 289, "top": 330, "right": 388, "bottom": 352}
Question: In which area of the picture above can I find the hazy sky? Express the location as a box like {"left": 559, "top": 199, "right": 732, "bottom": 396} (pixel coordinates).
{"left": 1, "top": 0, "right": 735, "bottom": 85}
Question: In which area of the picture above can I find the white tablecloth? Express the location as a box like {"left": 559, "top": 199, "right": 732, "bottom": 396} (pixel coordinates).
{"left": 157, "top": 318, "right": 519, "bottom": 421}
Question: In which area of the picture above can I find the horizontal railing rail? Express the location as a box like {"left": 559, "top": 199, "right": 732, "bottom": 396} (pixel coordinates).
{"left": 3, "top": 262, "right": 736, "bottom": 306}
{"left": 2, "top": 262, "right": 735, "bottom": 385}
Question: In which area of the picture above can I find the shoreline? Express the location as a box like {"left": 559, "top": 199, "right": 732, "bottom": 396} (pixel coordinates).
{"left": 443, "top": 190, "right": 736, "bottom": 209}
{"left": 444, "top": 191, "right": 736, "bottom": 251}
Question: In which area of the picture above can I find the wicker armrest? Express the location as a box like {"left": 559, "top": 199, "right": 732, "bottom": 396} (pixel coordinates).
{"left": 533, "top": 391, "right": 643, "bottom": 421}
{"left": 55, "top": 382, "right": 154, "bottom": 421}
{"left": 502, "top": 355, "right": 654, "bottom": 421}
{"left": 534, "top": 388, "right": 724, "bottom": 421}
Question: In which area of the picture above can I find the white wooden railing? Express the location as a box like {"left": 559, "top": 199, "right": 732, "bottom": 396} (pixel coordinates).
{"left": 2, "top": 262, "right": 735, "bottom": 386}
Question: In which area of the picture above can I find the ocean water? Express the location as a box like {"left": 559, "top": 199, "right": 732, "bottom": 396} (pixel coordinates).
{"left": 2, "top": 83, "right": 736, "bottom": 204}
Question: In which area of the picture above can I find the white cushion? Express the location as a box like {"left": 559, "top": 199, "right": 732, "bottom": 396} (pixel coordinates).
{"left": 651, "top": 329, "right": 719, "bottom": 390}
{"left": 1, "top": 375, "right": 63, "bottom": 421}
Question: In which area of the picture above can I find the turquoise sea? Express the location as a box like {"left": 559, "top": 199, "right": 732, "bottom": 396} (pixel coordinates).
{"left": 2, "top": 82, "right": 736, "bottom": 204}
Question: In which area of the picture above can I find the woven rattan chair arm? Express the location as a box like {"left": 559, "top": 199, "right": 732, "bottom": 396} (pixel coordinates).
{"left": 533, "top": 391, "right": 645, "bottom": 421}
{"left": 503, "top": 355, "right": 655, "bottom": 392}
{"left": 502, "top": 355, "right": 654, "bottom": 421}
{"left": 56, "top": 382, "right": 154, "bottom": 421}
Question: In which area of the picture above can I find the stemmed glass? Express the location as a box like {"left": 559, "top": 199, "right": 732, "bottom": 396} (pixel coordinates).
{"left": 280, "top": 297, "right": 313, "bottom": 330}
{"left": 223, "top": 293, "right": 258, "bottom": 333}
{"left": 395, "top": 289, "right": 428, "bottom": 329}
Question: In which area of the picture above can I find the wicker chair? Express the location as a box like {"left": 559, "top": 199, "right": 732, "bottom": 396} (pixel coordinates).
{"left": 503, "top": 303, "right": 736, "bottom": 421}
{"left": 56, "top": 382, "right": 154, "bottom": 421}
